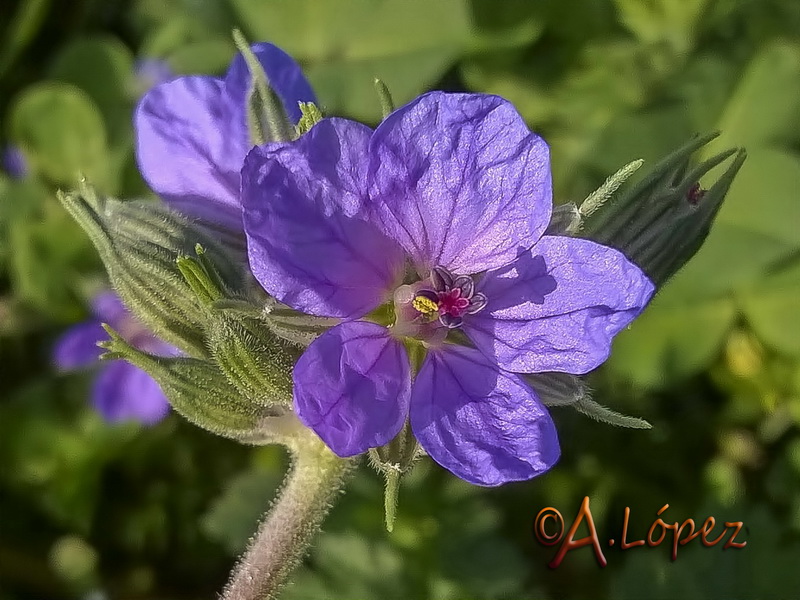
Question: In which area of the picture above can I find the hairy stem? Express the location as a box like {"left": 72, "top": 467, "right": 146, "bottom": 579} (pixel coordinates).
{"left": 222, "top": 431, "right": 358, "bottom": 600}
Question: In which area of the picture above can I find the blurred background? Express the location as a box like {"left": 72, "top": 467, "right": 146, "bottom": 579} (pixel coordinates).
{"left": 1, "top": 0, "right": 799, "bottom": 598}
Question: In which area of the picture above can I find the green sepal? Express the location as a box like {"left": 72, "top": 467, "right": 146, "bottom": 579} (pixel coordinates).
{"left": 526, "top": 372, "right": 650, "bottom": 429}
{"left": 373, "top": 78, "right": 395, "bottom": 119}
{"left": 58, "top": 182, "right": 246, "bottom": 357}
{"left": 175, "top": 252, "right": 300, "bottom": 408}
{"left": 99, "top": 325, "right": 289, "bottom": 442}
{"left": 232, "top": 29, "right": 293, "bottom": 144}
{"left": 263, "top": 302, "right": 339, "bottom": 347}
{"left": 580, "top": 132, "right": 746, "bottom": 287}
{"left": 525, "top": 371, "right": 590, "bottom": 406}
{"left": 368, "top": 422, "right": 422, "bottom": 532}
{"left": 295, "top": 102, "right": 324, "bottom": 136}
{"left": 545, "top": 202, "right": 581, "bottom": 236}
{"left": 573, "top": 397, "right": 652, "bottom": 430}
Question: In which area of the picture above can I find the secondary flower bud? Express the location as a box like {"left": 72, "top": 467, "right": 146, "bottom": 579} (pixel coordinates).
{"left": 580, "top": 132, "right": 746, "bottom": 287}
{"left": 99, "top": 326, "right": 289, "bottom": 442}
{"left": 58, "top": 182, "right": 246, "bottom": 356}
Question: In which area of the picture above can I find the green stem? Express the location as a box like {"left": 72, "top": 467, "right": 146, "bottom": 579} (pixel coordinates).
{"left": 221, "top": 431, "right": 358, "bottom": 600}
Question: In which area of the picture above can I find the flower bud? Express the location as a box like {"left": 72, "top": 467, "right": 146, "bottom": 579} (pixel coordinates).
{"left": 58, "top": 182, "right": 246, "bottom": 356}
{"left": 232, "top": 29, "right": 293, "bottom": 145}
{"left": 176, "top": 252, "right": 301, "bottom": 407}
{"left": 579, "top": 132, "right": 746, "bottom": 287}
{"left": 99, "top": 325, "right": 287, "bottom": 442}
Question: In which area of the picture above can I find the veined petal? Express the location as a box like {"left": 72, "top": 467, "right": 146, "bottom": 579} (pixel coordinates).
{"left": 368, "top": 91, "right": 552, "bottom": 275}
{"left": 225, "top": 42, "right": 316, "bottom": 124}
{"left": 293, "top": 321, "right": 411, "bottom": 457}
{"left": 135, "top": 43, "right": 315, "bottom": 230}
{"left": 410, "top": 344, "right": 559, "bottom": 486}
{"left": 135, "top": 76, "right": 245, "bottom": 229}
{"left": 92, "top": 361, "right": 170, "bottom": 425}
{"left": 243, "top": 118, "right": 405, "bottom": 318}
{"left": 465, "top": 236, "right": 655, "bottom": 374}
{"left": 53, "top": 321, "right": 106, "bottom": 370}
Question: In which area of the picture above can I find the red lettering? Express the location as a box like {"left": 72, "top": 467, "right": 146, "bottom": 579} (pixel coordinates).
{"left": 620, "top": 506, "right": 645, "bottom": 549}
{"left": 723, "top": 522, "right": 747, "bottom": 549}
{"left": 549, "top": 496, "right": 607, "bottom": 568}
{"left": 700, "top": 517, "right": 726, "bottom": 547}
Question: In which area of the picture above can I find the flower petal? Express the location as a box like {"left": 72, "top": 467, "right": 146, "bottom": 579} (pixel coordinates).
{"left": 225, "top": 42, "right": 316, "bottom": 124}
{"left": 410, "top": 345, "right": 559, "bottom": 486}
{"left": 368, "top": 91, "right": 552, "bottom": 274}
{"left": 90, "top": 290, "right": 127, "bottom": 325}
{"left": 293, "top": 321, "right": 411, "bottom": 457}
{"left": 53, "top": 321, "right": 106, "bottom": 370}
{"left": 135, "top": 76, "right": 245, "bottom": 229}
{"left": 465, "top": 236, "right": 655, "bottom": 374}
{"left": 243, "top": 118, "right": 405, "bottom": 318}
{"left": 135, "top": 43, "right": 315, "bottom": 230}
{"left": 92, "top": 361, "right": 170, "bottom": 425}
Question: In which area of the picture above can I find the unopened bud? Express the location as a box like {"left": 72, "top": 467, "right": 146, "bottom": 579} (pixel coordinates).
{"left": 99, "top": 325, "right": 288, "bottom": 442}
{"left": 232, "top": 29, "right": 293, "bottom": 145}
{"left": 580, "top": 132, "right": 746, "bottom": 287}
{"left": 58, "top": 183, "right": 247, "bottom": 357}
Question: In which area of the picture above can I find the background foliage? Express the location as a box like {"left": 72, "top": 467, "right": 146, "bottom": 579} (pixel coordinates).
{"left": 1, "top": 0, "right": 799, "bottom": 598}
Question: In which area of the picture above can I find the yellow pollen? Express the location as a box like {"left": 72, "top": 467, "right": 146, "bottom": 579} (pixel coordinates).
{"left": 412, "top": 295, "right": 438, "bottom": 315}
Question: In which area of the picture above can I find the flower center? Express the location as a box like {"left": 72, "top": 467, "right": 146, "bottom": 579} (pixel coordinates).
{"left": 392, "top": 266, "right": 487, "bottom": 340}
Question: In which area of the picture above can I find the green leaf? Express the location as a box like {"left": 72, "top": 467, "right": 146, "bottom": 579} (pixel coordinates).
{"left": 230, "top": 0, "right": 474, "bottom": 121}
{"left": 10, "top": 83, "right": 109, "bottom": 188}
{"left": 711, "top": 42, "right": 800, "bottom": 152}
{"left": 201, "top": 454, "right": 284, "bottom": 555}
{"left": 467, "top": 0, "right": 545, "bottom": 49}
{"left": 608, "top": 294, "right": 736, "bottom": 387}
{"left": 738, "top": 259, "right": 800, "bottom": 356}
{"left": 613, "top": 0, "right": 709, "bottom": 55}
{"left": 48, "top": 36, "right": 135, "bottom": 145}
{"left": 2, "top": 179, "right": 91, "bottom": 320}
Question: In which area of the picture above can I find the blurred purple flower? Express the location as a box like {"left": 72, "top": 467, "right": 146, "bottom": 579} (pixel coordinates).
{"left": 135, "top": 43, "right": 315, "bottom": 231}
{"left": 241, "top": 91, "right": 655, "bottom": 486}
{"left": 54, "top": 291, "right": 177, "bottom": 425}
{"left": 2, "top": 145, "right": 28, "bottom": 178}
{"left": 133, "top": 57, "right": 175, "bottom": 93}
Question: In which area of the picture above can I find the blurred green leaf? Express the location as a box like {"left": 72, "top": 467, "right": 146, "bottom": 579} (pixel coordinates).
{"left": 230, "top": 0, "right": 474, "bottom": 121}
{"left": 48, "top": 36, "right": 135, "bottom": 144}
{"left": 10, "top": 83, "right": 109, "bottom": 188}
{"left": 738, "top": 259, "right": 800, "bottom": 357}
{"left": 0, "top": 0, "right": 51, "bottom": 77}
{"left": 613, "top": 0, "right": 709, "bottom": 56}
{"left": 201, "top": 454, "right": 284, "bottom": 555}
{"left": 1, "top": 179, "right": 92, "bottom": 320}
{"left": 608, "top": 294, "right": 736, "bottom": 387}
{"left": 283, "top": 534, "right": 410, "bottom": 600}
{"left": 711, "top": 42, "right": 800, "bottom": 152}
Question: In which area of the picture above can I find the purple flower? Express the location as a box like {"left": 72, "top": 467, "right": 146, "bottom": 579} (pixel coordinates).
{"left": 54, "top": 291, "right": 177, "bottom": 425}
{"left": 241, "top": 92, "right": 655, "bottom": 486}
{"left": 135, "top": 43, "right": 315, "bottom": 231}
{"left": 2, "top": 145, "right": 28, "bottom": 178}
